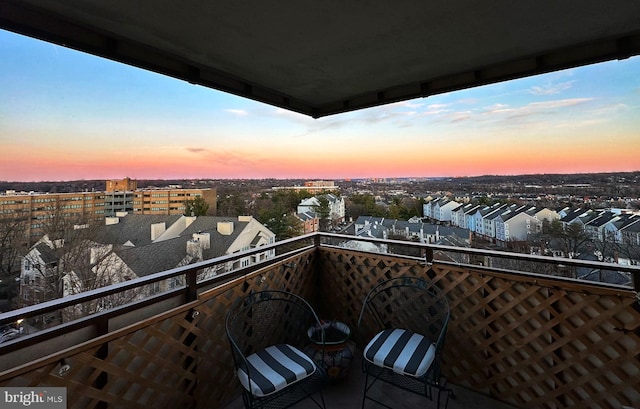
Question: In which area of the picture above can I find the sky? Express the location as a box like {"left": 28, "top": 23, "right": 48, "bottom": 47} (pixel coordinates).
{"left": 1, "top": 29, "right": 639, "bottom": 182}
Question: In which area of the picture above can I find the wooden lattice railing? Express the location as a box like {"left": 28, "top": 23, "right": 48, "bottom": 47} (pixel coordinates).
{"left": 0, "top": 248, "right": 319, "bottom": 409}
{"left": 0, "top": 233, "right": 638, "bottom": 409}
{"left": 316, "top": 245, "right": 640, "bottom": 409}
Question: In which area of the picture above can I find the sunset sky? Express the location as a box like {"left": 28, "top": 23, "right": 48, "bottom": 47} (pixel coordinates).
{"left": 1, "top": 29, "right": 639, "bottom": 182}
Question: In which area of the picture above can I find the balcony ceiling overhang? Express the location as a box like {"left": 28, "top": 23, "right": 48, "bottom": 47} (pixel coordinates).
{"left": 2, "top": 0, "right": 640, "bottom": 118}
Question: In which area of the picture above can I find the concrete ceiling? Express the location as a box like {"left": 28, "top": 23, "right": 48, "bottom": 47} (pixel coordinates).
{"left": 2, "top": 0, "right": 640, "bottom": 118}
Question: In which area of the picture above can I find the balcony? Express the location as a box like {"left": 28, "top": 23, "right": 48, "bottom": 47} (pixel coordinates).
{"left": 1, "top": 233, "right": 638, "bottom": 409}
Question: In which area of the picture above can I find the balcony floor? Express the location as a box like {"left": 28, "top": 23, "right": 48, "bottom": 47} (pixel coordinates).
{"left": 223, "top": 354, "right": 518, "bottom": 409}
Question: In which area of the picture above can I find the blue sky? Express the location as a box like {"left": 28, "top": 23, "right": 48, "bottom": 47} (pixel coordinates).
{"left": 1, "top": 29, "right": 639, "bottom": 181}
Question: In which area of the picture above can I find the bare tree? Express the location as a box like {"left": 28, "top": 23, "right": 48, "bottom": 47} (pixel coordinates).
{"left": 540, "top": 219, "right": 591, "bottom": 258}
{"left": 20, "top": 203, "right": 138, "bottom": 323}
{"left": 0, "top": 207, "right": 28, "bottom": 306}
{"left": 592, "top": 229, "right": 618, "bottom": 263}
{"left": 60, "top": 245, "right": 139, "bottom": 322}
{"left": 23, "top": 203, "right": 97, "bottom": 306}
{"left": 0, "top": 215, "right": 26, "bottom": 275}
{"left": 616, "top": 242, "right": 640, "bottom": 265}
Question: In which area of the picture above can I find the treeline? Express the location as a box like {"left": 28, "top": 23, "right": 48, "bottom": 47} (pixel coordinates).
{"left": 345, "top": 194, "right": 424, "bottom": 220}
{"left": 0, "top": 180, "right": 106, "bottom": 193}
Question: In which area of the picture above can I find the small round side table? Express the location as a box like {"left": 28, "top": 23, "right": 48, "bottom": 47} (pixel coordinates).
{"left": 306, "top": 320, "right": 356, "bottom": 381}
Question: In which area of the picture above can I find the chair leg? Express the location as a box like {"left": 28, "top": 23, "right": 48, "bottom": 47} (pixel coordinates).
{"left": 304, "top": 386, "right": 327, "bottom": 409}
{"left": 436, "top": 385, "right": 454, "bottom": 409}
{"left": 241, "top": 391, "right": 251, "bottom": 409}
{"left": 361, "top": 369, "right": 397, "bottom": 409}
{"left": 318, "top": 389, "right": 327, "bottom": 409}
{"left": 361, "top": 370, "right": 387, "bottom": 409}
{"left": 361, "top": 371, "right": 369, "bottom": 409}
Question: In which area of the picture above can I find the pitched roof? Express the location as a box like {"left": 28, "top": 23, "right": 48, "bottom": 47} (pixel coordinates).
{"left": 560, "top": 209, "right": 591, "bottom": 223}
{"left": 621, "top": 219, "right": 640, "bottom": 233}
{"left": 585, "top": 211, "right": 619, "bottom": 227}
{"left": 97, "top": 215, "right": 183, "bottom": 247}
{"left": 296, "top": 211, "right": 317, "bottom": 221}
{"left": 579, "top": 212, "right": 604, "bottom": 226}
{"left": 34, "top": 242, "right": 58, "bottom": 265}
{"left": 107, "top": 215, "right": 261, "bottom": 276}
{"left": 114, "top": 236, "right": 190, "bottom": 277}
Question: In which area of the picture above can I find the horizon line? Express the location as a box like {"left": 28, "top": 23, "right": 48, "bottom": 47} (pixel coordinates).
{"left": 2, "top": 170, "right": 639, "bottom": 184}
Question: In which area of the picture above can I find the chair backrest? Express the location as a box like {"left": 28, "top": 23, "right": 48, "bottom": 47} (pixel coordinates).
{"left": 357, "top": 277, "right": 450, "bottom": 350}
{"left": 226, "top": 291, "right": 324, "bottom": 366}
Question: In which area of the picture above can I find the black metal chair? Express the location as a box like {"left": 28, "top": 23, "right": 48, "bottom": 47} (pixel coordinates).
{"left": 225, "top": 290, "right": 327, "bottom": 409}
{"left": 357, "top": 276, "right": 453, "bottom": 409}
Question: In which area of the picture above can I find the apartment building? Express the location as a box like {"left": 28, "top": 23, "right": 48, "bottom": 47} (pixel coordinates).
{"left": 0, "top": 178, "right": 217, "bottom": 243}
{"left": 303, "top": 180, "right": 337, "bottom": 193}
{"left": 106, "top": 177, "right": 137, "bottom": 192}
{"left": 105, "top": 178, "right": 217, "bottom": 216}
{"left": 0, "top": 190, "right": 107, "bottom": 242}
{"left": 272, "top": 180, "right": 338, "bottom": 194}
{"left": 132, "top": 188, "right": 217, "bottom": 215}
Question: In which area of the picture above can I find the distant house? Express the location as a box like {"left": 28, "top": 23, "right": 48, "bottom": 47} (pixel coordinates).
{"left": 20, "top": 236, "right": 63, "bottom": 305}
{"left": 495, "top": 206, "right": 542, "bottom": 242}
{"left": 464, "top": 205, "right": 485, "bottom": 232}
{"left": 354, "top": 216, "right": 386, "bottom": 238}
{"left": 451, "top": 203, "right": 481, "bottom": 229}
{"left": 297, "top": 194, "right": 346, "bottom": 225}
{"left": 387, "top": 220, "right": 422, "bottom": 241}
{"left": 533, "top": 207, "right": 560, "bottom": 224}
{"left": 471, "top": 203, "right": 508, "bottom": 237}
{"left": 354, "top": 216, "right": 384, "bottom": 233}
{"left": 20, "top": 235, "right": 129, "bottom": 320}
{"left": 583, "top": 211, "right": 620, "bottom": 241}
{"left": 620, "top": 218, "right": 640, "bottom": 246}
{"left": 423, "top": 198, "right": 461, "bottom": 223}
{"left": 296, "top": 211, "right": 319, "bottom": 234}
{"left": 560, "top": 208, "right": 596, "bottom": 229}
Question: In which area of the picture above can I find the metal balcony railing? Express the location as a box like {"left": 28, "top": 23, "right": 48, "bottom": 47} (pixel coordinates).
{"left": 0, "top": 233, "right": 638, "bottom": 409}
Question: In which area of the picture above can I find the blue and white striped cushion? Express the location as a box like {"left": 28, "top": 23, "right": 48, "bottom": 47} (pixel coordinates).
{"left": 238, "top": 344, "right": 317, "bottom": 397}
{"left": 364, "top": 328, "right": 436, "bottom": 377}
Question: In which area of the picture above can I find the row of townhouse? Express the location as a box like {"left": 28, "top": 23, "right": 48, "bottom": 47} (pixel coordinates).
{"left": 426, "top": 197, "right": 640, "bottom": 248}
{"left": 353, "top": 215, "right": 469, "bottom": 244}
{"left": 559, "top": 208, "right": 640, "bottom": 245}
{"left": 424, "top": 198, "right": 561, "bottom": 242}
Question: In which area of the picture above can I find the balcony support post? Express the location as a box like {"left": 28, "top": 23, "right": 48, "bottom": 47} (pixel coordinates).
{"left": 186, "top": 270, "right": 197, "bottom": 302}
{"left": 95, "top": 317, "right": 109, "bottom": 409}
{"left": 424, "top": 247, "right": 434, "bottom": 265}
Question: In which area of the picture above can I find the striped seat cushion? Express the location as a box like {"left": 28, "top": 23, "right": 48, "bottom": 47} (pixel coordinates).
{"left": 238, "top": 344, "right": 317, "bottom": 397}
{"left": 364, "top": 328, "right": 436, "bottom": 378}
